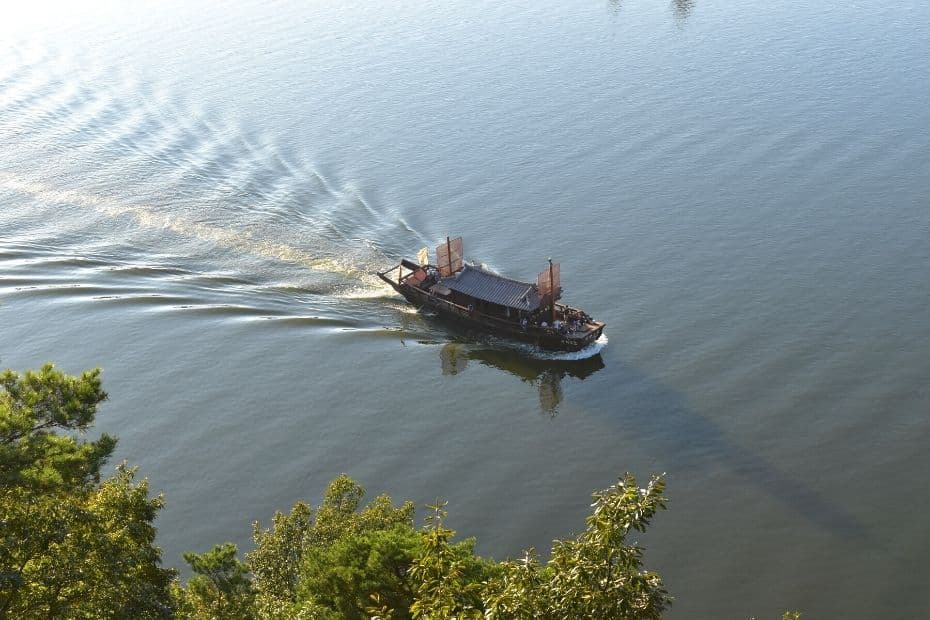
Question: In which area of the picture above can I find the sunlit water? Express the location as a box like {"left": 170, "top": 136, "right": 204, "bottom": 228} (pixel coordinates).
{"left": 2, "top": 1, "right": 929, "bottom": 617}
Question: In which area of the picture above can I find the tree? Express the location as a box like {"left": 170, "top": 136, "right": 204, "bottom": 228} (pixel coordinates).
{"left": 407, "top": 502, "right": 489, "bottom": 620}
{"left": 245, "top": 475, "right": 417, "bottom": 619}
{"left": 543, "top": 473, "right": 671, "bottom": 619}
{"left": 192, "top": 474, "right": 671, "bottom": 620}
{"left": 483, "top": 474, "right": 671, "bottom": 620}
{"left": 173, "top": 543, "right": 254, "bottom": 620}
{"left": 481, "top": 550, "right": 551, "bottom": 619}
{"left": 248, "top": 500, "right": 315, "bottom": 609}
{"left": 299, "top": 523, "right": 422, "bottom": 620}
{"left": 0, "top": 364, "right": 175, "bottom": 618}
{"left": 0, "top": 363, "right": 114, "bottom": 490}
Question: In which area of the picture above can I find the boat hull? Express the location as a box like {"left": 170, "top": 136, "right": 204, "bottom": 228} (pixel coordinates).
{"left": 382, "top": 275, "right": 604, "bottom": 352}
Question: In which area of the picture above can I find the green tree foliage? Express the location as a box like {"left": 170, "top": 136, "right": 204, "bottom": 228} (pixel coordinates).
{"left": 449, "top": 474, "right": 670, "bottom": 620}
{"left": 541, "top": 473, "right": 670, "bottom": 619}
{"left": 173, "top": 543, "right": 254, "bottom": 620}
{"left": 407, "top": 503, "right": 492, "bottom": 620}
{"left": 177, "top": 474, "right": 670, "bottom": 620}
{"left": 481, "top": 550, "right": 550, "bottom": 619}
{"left": 244, "top": 475, "right": 417, "bottom": 619}
{"left": 0, "top": 364, "right": 115, "bottom": 490}
{"left": 298, "top": 524, "right": 423, "bottom": 620}
{"left": 0, "top": 364, "right": 175, "bottom": 618}
{"left": 248, "top": 500, "right": 314, "bottom": 608}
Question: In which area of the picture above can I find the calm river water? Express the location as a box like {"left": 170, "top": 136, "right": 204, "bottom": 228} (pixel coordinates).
{"left": 2, "top": 1, "right": 929, "bottom": 617}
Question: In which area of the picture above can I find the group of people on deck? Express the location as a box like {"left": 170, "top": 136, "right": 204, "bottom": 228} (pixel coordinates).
{"left": 520, "top": 308, "right": 591, "bottom": 334}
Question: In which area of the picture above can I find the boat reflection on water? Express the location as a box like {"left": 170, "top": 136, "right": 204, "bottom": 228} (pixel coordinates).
{"left": 438, "top": 342, "right": 605, "bottom": 415}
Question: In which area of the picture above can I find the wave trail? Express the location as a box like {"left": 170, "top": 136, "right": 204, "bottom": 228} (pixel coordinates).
{"left": 0, "top": 175, "right": 388, "bottom": 287}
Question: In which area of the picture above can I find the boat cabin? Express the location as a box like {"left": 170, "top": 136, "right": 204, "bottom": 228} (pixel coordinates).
{"left": 432, "top": 265, "right": 540, "bottom": 321}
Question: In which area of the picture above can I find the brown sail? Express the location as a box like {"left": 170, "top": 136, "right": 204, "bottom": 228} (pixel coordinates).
{"left": 436, "top": 236, "right": 464, "bottom": 277}
{"left": 537, "top": 262, "right": 561, "bottom": 306}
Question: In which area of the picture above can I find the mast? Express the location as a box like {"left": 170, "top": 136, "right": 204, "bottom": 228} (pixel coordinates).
{"left": 549, "top": 258, "right": 556, "bottom": 325}
{"left": 446, "top": 236, "right": 452, "bottom": 272}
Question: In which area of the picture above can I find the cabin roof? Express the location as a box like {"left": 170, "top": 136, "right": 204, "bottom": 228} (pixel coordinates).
{"left": 440, "top": 265, "right": 541, "bottom": 311}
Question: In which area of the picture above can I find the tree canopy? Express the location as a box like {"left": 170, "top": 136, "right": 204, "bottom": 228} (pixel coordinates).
{"left": 0, "top": 363, "right": 175, "bottom": 618}
{"left": 173, "top": 473, "right": 671, "bottom": 620}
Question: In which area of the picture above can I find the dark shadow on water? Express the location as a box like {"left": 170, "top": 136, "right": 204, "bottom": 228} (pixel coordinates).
{"left": 582, "top": 356, "right": 869, "bottom": 542}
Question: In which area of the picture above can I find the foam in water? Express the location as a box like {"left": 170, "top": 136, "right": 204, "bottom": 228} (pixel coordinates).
{"left": 333, "top": 283, "right": 399, "bottom": 300}
{"left": 388, "top": 302, "right": 421, "bottom": 315}
{"left": 529, "top": 334, "right": 608, "bottom": 361}
{"left": 434, "top": 332, "right": 608, "bottom": 361}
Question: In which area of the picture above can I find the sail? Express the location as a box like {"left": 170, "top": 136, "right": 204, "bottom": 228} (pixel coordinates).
{"left": 417, "top": 247, "right": 430, "bottom": 266}
{"left": 436, "top": 237, "right": 464, "bottom": 277}
{"left": 537, "top": 262, "right": 561, "bottom": 303}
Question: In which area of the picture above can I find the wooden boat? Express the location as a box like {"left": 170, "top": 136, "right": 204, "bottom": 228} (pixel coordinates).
{"left": 377, "top": 237, "right": 605, "bottom": 352}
